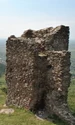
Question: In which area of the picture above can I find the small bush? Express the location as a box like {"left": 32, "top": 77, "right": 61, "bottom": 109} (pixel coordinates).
{"left": 1, "top": 86, "right": 7, "bottom": 94}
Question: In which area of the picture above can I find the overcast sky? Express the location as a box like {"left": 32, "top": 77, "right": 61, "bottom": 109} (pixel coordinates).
{"left": 0, "top": 0, "right": 75, "bottom": 40}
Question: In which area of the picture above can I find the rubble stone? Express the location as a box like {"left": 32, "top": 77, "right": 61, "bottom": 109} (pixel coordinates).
{"left": 6, "top": 25, "right": 75, "bottom": 125}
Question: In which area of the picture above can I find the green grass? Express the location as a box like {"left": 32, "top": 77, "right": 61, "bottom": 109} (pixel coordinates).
{"left": 68, "top": 79, "right": 75, "bottom": 115}
{"left": 0, "top": 108, "right": 55, "bottom": 125}
{"left": 0, "top": 75, "right": 6, "bottom": 86}
{"left": 0, "top": 75, "right": 6, "bottom": 107}
{"left": 0, "top": 76, "right": 75, "bottom": 125}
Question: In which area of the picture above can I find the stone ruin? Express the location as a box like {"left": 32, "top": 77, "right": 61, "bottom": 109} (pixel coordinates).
{"left": 6, "top": 25, "right": 75, "bottom": 125}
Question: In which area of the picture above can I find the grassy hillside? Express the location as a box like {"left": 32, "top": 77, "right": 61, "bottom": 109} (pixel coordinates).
{"left": 68, "top": 79, "right": 75, "bottom": 114}
{"left": 69, "top": 41, "right": 75, "bottom": 78}
{"left": 0, "top": 39, "right": 6, "bottom": 62}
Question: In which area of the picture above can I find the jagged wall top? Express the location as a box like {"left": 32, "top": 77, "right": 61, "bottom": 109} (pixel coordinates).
{"left": 21, "top": 25, "right": 69, "bottom": 38}
{"left": 8, "top": 25, "right": 69, "bottom": 51}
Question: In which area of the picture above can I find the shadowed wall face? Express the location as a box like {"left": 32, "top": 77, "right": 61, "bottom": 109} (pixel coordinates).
{"left": 45, "top": 52, "right": 70, "bottom": 111}
{"left": 6, "top": 26, "right": 75, "bottom": 125}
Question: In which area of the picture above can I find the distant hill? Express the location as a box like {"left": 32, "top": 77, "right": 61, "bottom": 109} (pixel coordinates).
{"left": 0, "top": 63, "right": 6, "bottom": 77}
{"left": 0, "top": 39, "right": 6, "bottom": 62}
{"left": 69, "top": 40, "right": 75, "bottom": 51}
{"left": 69, "top": 40, "right": 75, "bottom": 78}
{"left": 0, "top": 39, "right": 6, "bottom": 76}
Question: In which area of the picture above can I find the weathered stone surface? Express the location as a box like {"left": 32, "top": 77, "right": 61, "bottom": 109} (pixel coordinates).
{"left": 0, "top": 108, "right": 14, "bottom": 114}
{"left": 6, "top": 25, "right": 75, "bottom": 125}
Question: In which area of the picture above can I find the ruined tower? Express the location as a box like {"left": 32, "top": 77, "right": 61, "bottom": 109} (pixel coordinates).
{"left": 6, "top": 25, "right": 75, "bottom": 125}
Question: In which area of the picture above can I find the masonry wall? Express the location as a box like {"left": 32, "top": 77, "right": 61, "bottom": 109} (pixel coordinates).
{"left": 6, "top": 38, "right": 35, "bottom": 108}
{"left": 45, "top": 52, "right": 71, "bottom": 117}
{"left": 6, "top": 25, "right": 75, "bottom": 124}
{"left": 6, "top": 25, "right": 69, "bottom": 108}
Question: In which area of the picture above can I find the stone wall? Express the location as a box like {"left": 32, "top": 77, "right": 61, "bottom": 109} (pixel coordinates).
{"left": 6, "top": 25, "right": 75, "bottom": 124}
